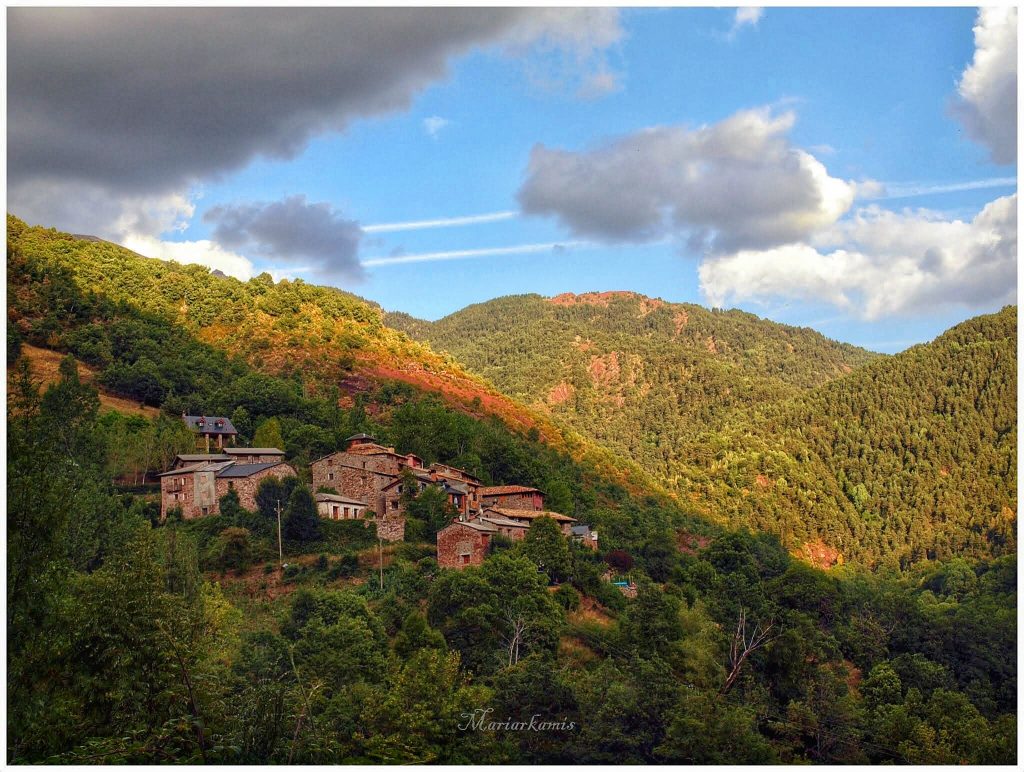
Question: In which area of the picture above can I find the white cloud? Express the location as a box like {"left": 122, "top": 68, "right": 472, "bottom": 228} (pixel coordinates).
{"left": 953, "top": 7, "right": 1017, "bottom": 164}
{"left": 121, "top": 234, "right": 255, "bottom": 280}
{"left": 867, "top": 177, "right": 1018, "bottom": 201}
{"left": 699, "top": 194, "right": 1017, "bottom": 320}
{"left": 729, "top": 7, "right": 764, "bottom": 39}
{"left": 423, "top": 116, "right": 451, "bottom": 139}
{"left": 518, "top": 107, "right": 864, "bottom": 253}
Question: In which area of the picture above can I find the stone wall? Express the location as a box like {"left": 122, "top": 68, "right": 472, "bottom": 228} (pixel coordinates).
{"left": 311, "top": 453, "right": 396, "bottom": 514}
{"left": 373, "top": 517, "right": 406, "bottom": 543}
{"left": 437, "top": 524, "right": 491, "bottom": 569}
{"left": 161, "top": 471, "right": 198, "bottom": 520}
{"left": 482, "top": 491, "right": 545, "bottom": 511}
{"left": 214, "top": 463, "right": 298, "bottom": 512}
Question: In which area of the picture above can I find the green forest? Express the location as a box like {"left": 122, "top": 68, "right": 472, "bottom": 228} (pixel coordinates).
{"left": 6, "top": 220, "right": 1018, "bottom": 764}
{"left": 393, "top": 293, "right": 1016, "bottom": 568}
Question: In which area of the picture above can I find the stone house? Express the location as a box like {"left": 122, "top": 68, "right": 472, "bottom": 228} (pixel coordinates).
{"left": 570, "top": 524, "right": 599, "bottom": 550}
{"left": 479, "top": 485, "right": 545, "bottom": 511}
{"left": 436, "top": 519, "right": 497, "bottom": 569}
{"left": 223, "top": 447, "right": 285, "bottom": 464}
{"left": 158, "top": 459, "right": 296, "bottom": 520}
{"left": 183, "top": 414, "right": 238, "bottom": 451}
{"left": 172, "top": 453, "right": 230, "bottom": 469}
{"left": 481, "top": 506, "right": 577, "bottom": 535}
{"left": 310, "top": 434, "right": 424, "bottom": 514}
{"left": 315, "top": 492, "right": 369, "bottom": 520}
{"left": 477, "top": 512, "right": 530, "bottom": 541}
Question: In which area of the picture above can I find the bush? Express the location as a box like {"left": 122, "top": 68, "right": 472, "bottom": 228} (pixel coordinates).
{"left": 207, "top": 527, "right": 253, "bottom": 573}
{"left": 553, "top": 584, "right": 581, "bottom": 611}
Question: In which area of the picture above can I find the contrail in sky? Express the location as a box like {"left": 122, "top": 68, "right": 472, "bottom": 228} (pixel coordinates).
{"left": 362, "top": 240, "right": 591, "bottom": 267}
{"left": 362, "top": 210, "right": 518, "bottom": 233}
{"left": 871, "top": 177, "right": 1016, "bottom": 200}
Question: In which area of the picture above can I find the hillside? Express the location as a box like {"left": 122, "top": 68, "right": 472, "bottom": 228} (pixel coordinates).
{"left": 6, "top": 216, "right": 680, "bottom": 504}
{"left": 387, "top": 292, "right": 878, "bottom": 483}
{"left": 7, "top": 216, "right": 1016, "bottom": 765}
{"left": 389, "top": 293, "right": 1016, "bottom": 567}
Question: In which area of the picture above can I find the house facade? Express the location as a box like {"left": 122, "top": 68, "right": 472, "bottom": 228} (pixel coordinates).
{"left": 315, "top": 492, "right": 369, "bottom": 520}
{"left": 479, "top": 485, "right": 545, "bottom": 511}
{"left": 159, "top": 459, "right": 297, "bottom": 520}
{"left": 182, "top": 414, "right": 238, "bottom": 451}
{"left": 436, "top": 520, "right": 497, "bottom": 569}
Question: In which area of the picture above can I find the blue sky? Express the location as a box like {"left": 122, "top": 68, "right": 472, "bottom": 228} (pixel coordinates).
{"left": 8, "top": 7, "right": 1017, "bottom": 353}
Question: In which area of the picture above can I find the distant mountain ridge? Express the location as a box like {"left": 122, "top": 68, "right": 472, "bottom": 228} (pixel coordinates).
{"left": 388, "top": 293, "right": 1016, "bottom": 567}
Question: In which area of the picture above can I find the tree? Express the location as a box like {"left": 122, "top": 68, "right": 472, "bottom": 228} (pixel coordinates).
{"left": 523, "top": 515, "right": 572, "bottom": 583}
{"left": 254, "top": 417, "right": 286, "bottom": 451}
{"left": 219, "top": 485, "right": 245, "bottom": 519}
{"left": 284, "top": 486, "right": 321, "bottom": 543}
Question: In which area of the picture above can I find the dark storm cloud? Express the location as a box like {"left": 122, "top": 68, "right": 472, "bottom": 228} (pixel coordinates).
{"left": 8, "top": 8, "right": 528, "bottom": 192}
{"left": 8, "top": 7, "right": 622, "bottom": 237}
{"left": 204, "top": 196, "right": 363, "bottom": 282}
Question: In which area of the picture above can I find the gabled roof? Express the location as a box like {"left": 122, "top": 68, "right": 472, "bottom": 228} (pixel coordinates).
{"left": 175, "top": 453, "right": 231, "bottom": 463}
{"left": 483, "top": 507, "right": 577, "bottom": 523}
{"left": 480, "top": 485, "right": 544, "bottom": 496}
{"left": 429, "top": 463, "right": 482, "bottom": 483}
{"left": 215, "top": 462, "right": 291, "bottom": 479}
{"left": 183, "top": 415, "right": 237, "bottom": 435}
{"left": 159, "top": 460, "right": 234, "bottom": 477}
{"left": 440, "top": 519, "right": 498, "bottom": 534}
{"left": 224, "top": 447, "right": 284, "bottom": 455}
{"left": 478, "top": 513, "right": 529, "bottom": 529}
{"left": 570, "top": 524, "right": 594, "bottom": 536}
{"left": 315, "top": 492, "right": 368, "bottom": 506}
{"left": 442, "top": 480, "right": 470, "bottom": 495}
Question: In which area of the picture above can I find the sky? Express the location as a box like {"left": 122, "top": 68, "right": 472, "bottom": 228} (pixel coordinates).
{"left": 7, "top": 6, "right": 1018, "bottom": 353}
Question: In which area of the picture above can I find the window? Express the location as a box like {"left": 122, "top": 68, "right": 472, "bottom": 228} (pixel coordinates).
{"left": 343, "top": 507, "right": 350, "bottom": 518}
{"left": 201, "top": 506, "right": 209, "bottom": 516}
{"left": 332, "top": 505, "right": 339, "bottom": 517}
{"left": 328, "top": 472, "right": 335, "bottom": 481}
{"left": 461, "top": 554, "right": 470, "bottom": 564}
{"left": 390, "top": 501, "right": 398, "bottom": 510}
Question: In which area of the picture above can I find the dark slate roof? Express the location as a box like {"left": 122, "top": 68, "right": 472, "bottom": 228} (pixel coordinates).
{"left": 183, "top": 415, "right": 237, "bottom": 435}
{"left": 224, "top": 447, "right": 284, "bottom": 455}
{"left": 443, "top": 481, "right": 470, "bottom": 495}
{"left": 176, "top": 454, "right": 231, "bottom": 463}
{"left": 215, "top": 462, "right": 288, "bottom": 478}
{"left": 570, "top": 525, "right": 593, "bottom": 536}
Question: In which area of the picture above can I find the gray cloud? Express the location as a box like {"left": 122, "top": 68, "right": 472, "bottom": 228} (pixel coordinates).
{"left": 952, "top": 8, "right": 1017, "bottom": 165}
{"left": 204, "top": 196, "right": 363, "bottom": 283}
{"left": 517, "top": 107, "right": 859, "bottom": 254}
{"left": 8, "top": 7, "right": 621, "bottom": 236}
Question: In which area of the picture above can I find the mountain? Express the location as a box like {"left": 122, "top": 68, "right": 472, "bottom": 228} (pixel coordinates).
{"left": 5, "top": 216, "right": 686, "bottom": 515}
{"left": 387, "top": 292, "right": 1016, "bottom": 567}
{"left": 7, "top": 216, "right": 1016, "bottom": 765}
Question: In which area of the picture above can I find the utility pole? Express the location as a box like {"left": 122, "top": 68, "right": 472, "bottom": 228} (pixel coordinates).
{"left": 378, "top": 536, "right": 384, "bottom": 590}
{"left": 275, "top": 498, "right": 284, "bottom": 568}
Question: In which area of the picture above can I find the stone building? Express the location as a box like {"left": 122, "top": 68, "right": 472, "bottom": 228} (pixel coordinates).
{"left": 436, "top": 519, "right": 497, "bottom": 569}
{"left": 315, "top": 492, "right": 369, "bottom": 520}
{"left": 158, "top": 459, "right": 296, "bottom": 520}
{"left": 570, "top": 524, "right": 599, "bottom": 550}
{"left": 480, "top": 506, "right": 577, "bottom": 535}
{"left": 182, "top": 414, "right": 238, "bottom": 451}
{"left": 479, "top": 485, "right": 545, "bottom": 511}
{"left": 223, "top": 447, "right": 285, "bottom": 464}
{"left": 477, "top": 512, "right": 530, "bottom": 541}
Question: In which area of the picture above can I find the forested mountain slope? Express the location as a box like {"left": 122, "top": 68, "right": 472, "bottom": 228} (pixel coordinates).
{"left": 390, "top": 293, "right": 1016, "bottom": 568}
{"left": 6, "top": 216, "right": 675, "bottom": 502}
{"left": 6, "top": 216, "right": 1016, "bottom": 764}
{"left": 387, "top": 292, "right": 878, "bottom": 485}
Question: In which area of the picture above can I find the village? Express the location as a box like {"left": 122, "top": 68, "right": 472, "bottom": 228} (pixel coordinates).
{"left": 160, "top": 415, "right": 599, "bottom": 570}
